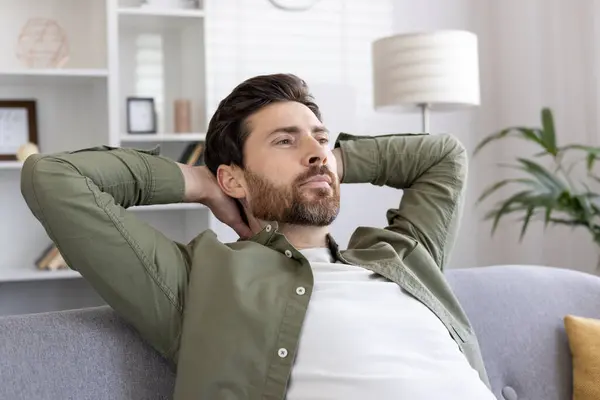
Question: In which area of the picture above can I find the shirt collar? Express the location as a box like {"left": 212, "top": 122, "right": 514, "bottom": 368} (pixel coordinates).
{"left": 238, "top": 222, "right": 346, "bottom": 262}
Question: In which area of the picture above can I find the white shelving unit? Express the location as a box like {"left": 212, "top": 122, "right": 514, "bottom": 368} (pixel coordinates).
{"left": 1, "top": 267, "right": 82, "bottom": 284}
{"left": 0, "top": 0, "right": 233, "bottom": 301}
{"left": 0, "top": 69, "right": 109, "bottom": 85}
{"left": 0, "top": 162, "right": 23, "bottom": 170}
{"left": 118, "top": 6, "right": 205, "bottom": 29}
{"left": 120, "top": 132, "right": 206, "bottom": 142}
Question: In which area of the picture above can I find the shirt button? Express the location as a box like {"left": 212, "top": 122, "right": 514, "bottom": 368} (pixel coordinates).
{"left": 296, "top": 286, "right": 306, "bottom": 296}
{"left": 284, "top": 250, "right": 292, "bottom": 258}
{"left": 265, "top": 224, "right": 272, "bottom": 232}
{"left": 278, "top": 348, "right": 288, "bottom": 358}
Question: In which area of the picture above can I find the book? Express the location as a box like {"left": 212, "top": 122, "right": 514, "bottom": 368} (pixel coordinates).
{"left": 35, "top": 244, "right": 67, "bottom": 271}
{"left": 178, "top": 142, "right": 204, "bottom": 166}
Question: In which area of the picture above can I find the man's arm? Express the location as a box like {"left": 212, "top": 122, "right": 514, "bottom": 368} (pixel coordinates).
{"left": 334, "top": 133, "right": 467, "bottom": 269}
{"left": 20, "top": 145, "right": 197, "bottom": 362}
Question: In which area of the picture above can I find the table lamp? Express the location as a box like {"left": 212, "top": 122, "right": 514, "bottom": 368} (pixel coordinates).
{"left": 372, "top": 30, "right": 480, "bottom": 132}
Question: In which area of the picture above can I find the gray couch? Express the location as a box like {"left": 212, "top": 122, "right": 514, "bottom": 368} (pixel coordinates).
{"left": 1, "top": 265, "right": 599, "bottom": 400}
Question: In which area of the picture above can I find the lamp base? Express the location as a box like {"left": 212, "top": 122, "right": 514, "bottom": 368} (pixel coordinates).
{"left": 419, "top": 103, "right": 430, "bottom": 133}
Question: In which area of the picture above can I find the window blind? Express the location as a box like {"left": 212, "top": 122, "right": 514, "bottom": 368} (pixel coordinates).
{"left": 134, "top": 33, "right": 165, "bottom": 132}
{"left": 205, "top": 0, "right": 394, "bottom": 119}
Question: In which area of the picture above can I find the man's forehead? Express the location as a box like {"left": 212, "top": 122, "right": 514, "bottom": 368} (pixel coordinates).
{"left": 246, "top": 102, "right": 325, "bottom": 135}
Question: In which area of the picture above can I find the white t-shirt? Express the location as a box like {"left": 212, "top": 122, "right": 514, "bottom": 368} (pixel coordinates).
{"left": 286, "top": 247, "right": 495, "bottom": 400}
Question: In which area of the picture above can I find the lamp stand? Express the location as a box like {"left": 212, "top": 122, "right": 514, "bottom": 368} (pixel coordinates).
{"left": 418, "top": 103, "right": 430, "bottom": 133}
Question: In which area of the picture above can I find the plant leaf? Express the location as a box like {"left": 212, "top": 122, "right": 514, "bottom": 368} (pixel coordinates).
{"left": 573, "top": 193, "right": 594, "bottom": 226}
{"left": 589, "top": 174, "right": 600, "bottom": 185}
{"left": 558, "top": 144, "right": 600, "bottom": 170}
{"left": 588, "top": 153, "right": 596, "bottom": 170}
{"left": 541, "top": 108, "right": 558, "bottom": 155}
{"left": 484, "top": 190, "right": 562, "bottom": 230}
{"left": 520, "top": 206, "right": 535, "bottom": 241}
{"left": 566, "top": 158, "right": 585, "bottom": 175}
{"left": 489, "top": 190, "right": 534, "bottom": 234}
{"left": 477, "top": 178, "right": 542, "bottom": 204}
{"left": 516, "top": 158, "right": 568, "bottom": 192}
{"left": 473, "top": 127, "right": 544, "bottom": 156}
{"left": 544, "top": 207, "right": 552, "bottom": 228}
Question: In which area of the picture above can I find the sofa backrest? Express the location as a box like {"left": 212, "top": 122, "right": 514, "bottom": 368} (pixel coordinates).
{"left": 0, "top": 306, "right": 175, "bottom": 399}
{"left": 446, "top": 265, "right": 600, "bottom": 400}
{"left": 1, "top": 265, "right": 600, "bottom": 399}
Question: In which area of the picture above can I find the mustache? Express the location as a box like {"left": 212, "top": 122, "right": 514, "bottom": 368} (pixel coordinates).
{"left": 295, "top": 165, "right": 336, "bottom": 184}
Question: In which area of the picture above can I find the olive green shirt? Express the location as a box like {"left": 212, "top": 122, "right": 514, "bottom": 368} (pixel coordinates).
{"left": 21, "top": 132, "right": 490, "bottom": 399}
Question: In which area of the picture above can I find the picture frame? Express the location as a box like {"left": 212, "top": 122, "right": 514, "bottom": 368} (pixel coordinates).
{"left": 126, "top": 97, "right": 157, "bottom": 134}
{"left": 0, "top": 100, "right": 38, "bottom": 161}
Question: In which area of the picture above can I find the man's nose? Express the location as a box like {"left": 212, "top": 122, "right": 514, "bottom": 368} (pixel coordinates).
{"left": 302, "top": 137, "right": 328, "bottom": 167}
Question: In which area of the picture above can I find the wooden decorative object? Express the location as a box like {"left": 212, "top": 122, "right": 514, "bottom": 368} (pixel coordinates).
{"left": 174, "top": 99, "right": 192, "bottom": 133}
{"left": 35, "top": 244, "right": 67, "bottom": 271}
{"left": 0, "top": 100, "right": 39, "bottom": 161}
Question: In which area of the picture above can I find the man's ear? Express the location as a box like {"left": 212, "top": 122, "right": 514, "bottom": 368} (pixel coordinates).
{"left": 216, "top": 164, "right": 246, "bottom": 200}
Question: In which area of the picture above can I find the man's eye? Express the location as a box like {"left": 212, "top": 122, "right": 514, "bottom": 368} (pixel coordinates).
{"left": 319, "top": 138, "right": 329, "bottom": 144}
{"left": 276, "top": 139, "right": 291, "bottom": 145}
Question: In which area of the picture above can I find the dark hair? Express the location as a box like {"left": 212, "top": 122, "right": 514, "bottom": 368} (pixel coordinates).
{"left": 204, "top": 73, "right": 321, "bottom": 175}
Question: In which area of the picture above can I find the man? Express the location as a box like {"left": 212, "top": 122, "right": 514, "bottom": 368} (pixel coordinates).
{"left": 21, "top": 73, "right": 494, "bottom": 399}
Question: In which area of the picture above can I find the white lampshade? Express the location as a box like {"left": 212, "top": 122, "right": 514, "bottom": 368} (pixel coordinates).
{"left": 372, "top": 30, "right": 480, "bottom": 112}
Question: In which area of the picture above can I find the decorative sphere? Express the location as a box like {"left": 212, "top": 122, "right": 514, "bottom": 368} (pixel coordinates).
{"left": 17, "top": 142, "right": 39, "bottom": 162}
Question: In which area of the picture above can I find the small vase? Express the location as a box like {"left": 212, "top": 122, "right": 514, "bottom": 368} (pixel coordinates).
{"left": 174, "top": 99, "right": 192, "bottom": 133}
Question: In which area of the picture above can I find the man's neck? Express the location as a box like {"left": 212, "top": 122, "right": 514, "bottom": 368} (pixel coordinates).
{"left": 277, "top": 223, "right": 329, "bottom": 250}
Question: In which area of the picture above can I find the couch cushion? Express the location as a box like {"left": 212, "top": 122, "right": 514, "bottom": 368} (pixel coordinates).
{"left": 0, "top": 306, "right": 174, "bottom": 400}
{"left": 564, "top": 314, "right": 600, "bottom": 400}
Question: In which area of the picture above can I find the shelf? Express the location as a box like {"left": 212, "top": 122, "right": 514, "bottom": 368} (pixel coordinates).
{"left": 0, "top": 69, "right": 109, "bottom": 85}
{"left": 129, "top": 203, "right": 206, "bottom": 211}
{"left": 0, "top": 161, "right": 22, "bottom": 170}
{"left": 0, "top": 266, "right": 81, "bottom": 283}
{"left": 118, "top": 6, "right": 204, "bottom": 31}
{"left": 120, "top": 133, "right": 206, "bottom": 142}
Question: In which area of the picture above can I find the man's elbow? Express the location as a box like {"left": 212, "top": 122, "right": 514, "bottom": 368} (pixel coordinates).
{"left": 441, "top": 134, "right": 468, "bottom": 182}
{"left": 20, "top": 154, "right": 74, "bottom": 217}
{"left": 21, "top": 154, "right": 44, "bottom": 205}
{"left": 441, "top": 133, "right": 467, "bottom": 157}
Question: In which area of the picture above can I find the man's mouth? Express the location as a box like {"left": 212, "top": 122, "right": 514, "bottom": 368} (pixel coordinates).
{"left": 300, "top": 175, "right": 332, "bottom": 189}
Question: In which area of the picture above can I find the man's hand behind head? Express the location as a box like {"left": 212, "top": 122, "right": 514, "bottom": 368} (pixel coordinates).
{"left": 177, "top": 164, "right": 253, "bottom": 239}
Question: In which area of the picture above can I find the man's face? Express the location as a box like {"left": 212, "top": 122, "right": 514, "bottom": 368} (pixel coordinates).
{"left": 240, "top": 101, "right": 340, "bottom": 226}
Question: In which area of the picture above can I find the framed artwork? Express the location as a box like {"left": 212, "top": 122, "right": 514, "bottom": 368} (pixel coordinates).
{"left": 0, "top": 100, "right": 38, "bottom": 161}
{"left": 126, "top": 97, "right": 157, "bottom": 134}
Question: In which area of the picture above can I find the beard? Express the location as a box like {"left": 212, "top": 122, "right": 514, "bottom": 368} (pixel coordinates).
{"left": 244, "top": 165, "right": 340, "bottom": 227}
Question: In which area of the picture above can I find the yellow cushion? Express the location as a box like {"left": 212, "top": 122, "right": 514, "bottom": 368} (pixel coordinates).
{"left": 564, "top": 315, "right": 600, "bottom": 400}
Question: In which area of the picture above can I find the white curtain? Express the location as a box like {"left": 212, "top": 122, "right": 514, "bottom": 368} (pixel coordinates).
{"left": 472, "top": 0, "right": 600, "bottom": 272}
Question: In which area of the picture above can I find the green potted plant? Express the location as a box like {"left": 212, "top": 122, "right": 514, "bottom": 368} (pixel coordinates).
{"left": 473, "top": 108, "right": 600, "bottom": 263}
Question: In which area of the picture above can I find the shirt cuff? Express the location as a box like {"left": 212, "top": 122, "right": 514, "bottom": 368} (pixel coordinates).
{"left": 139, "top": 148, "right": 186, "bottom": 205}
{"left": 334, "top": 133, "right": 379, "bottom": 184}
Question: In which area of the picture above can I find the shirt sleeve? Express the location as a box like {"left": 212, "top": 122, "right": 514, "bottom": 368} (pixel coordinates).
{"left": 335, "top": 132, "right": 468, "bottom": 269}
{"left": 20, "top": 145, "right": 190, "bottom": 362}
